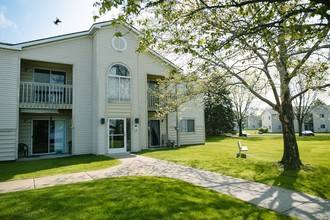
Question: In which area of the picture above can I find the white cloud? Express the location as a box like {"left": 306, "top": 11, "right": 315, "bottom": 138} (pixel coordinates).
{"left": 0, "top": 6, "right": 17, "bottom": 29}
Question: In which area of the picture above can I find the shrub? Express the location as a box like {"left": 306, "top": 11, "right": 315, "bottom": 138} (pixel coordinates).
{"left": 258, "top": 127, "right": 268, "bottom": 133}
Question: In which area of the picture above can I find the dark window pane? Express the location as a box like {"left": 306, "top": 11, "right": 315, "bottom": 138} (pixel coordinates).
{"left": 34, "top": 69, "right": 50, "bottom": 83}
{"left": 51, "top": 71, "right": 65, "bottom": 84}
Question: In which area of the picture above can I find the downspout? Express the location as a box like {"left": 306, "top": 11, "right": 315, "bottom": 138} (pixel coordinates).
{"left": 176, "top": 107, "right": 181, "bottom": 147}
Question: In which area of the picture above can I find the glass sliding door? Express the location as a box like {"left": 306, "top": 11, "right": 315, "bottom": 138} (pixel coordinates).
{"left": 32, "top": 119, "right": 66, "bottom": 155}
{"left": 32, "top": 120, "right": 50, "bottom": 154}
{"left": 149, "top": 120, "right": 160, "bottom": 147}
{"left": 108, "top": 118, "right": 126, "bottom": 153}
{"left": 50, "top": 120, "right": 66, "bottom": 153}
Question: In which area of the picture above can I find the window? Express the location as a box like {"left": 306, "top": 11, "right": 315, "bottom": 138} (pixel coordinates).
{"left": 177, "top": 83, "right": 188, "bottom": 95}
{"left": 33, "top": 69, "right": 66, "bottom": 103}
{"left": 321, "top": 124, "right": 325, "bottom": 129}
{"left": 34, "top": 69, "right": 65, "bottom": 84}
{"left": 268, "top": 116, "right": 271, "bottom": 120}
{"left": 320, "top": 113, "right": 325, "bottom": 118}
{"left": 112, "top": 36, "right": 127, "bottom": 51}
{"left": 148, "top": 81, "right": 159, "bottom": 109}
{"left": 108, "top": 64, "right": 131, "bottom": 101}
{"left": 181, "top": 119, "right": 195, "bottom": 133}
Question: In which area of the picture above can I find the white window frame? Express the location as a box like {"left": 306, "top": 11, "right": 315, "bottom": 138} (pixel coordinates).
{"left": 111, "top": 36, "right": 127, "bottom": 52}
{"left": 34, "top": 68, "right": 66, "bottom": 84}
{"left": 107, "top": 64, "right": 131, "bottom": 102}
{"left": 180, "top": 118, "right": 195, "bottom": 133}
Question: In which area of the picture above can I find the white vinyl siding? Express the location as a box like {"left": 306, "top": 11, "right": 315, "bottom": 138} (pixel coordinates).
{"left": 21, "top": 37, "right": 93, "bottom": 155}
{"left": 0, "top": 50, "right": 19, "bottom": 161}
{"left": 93, "top": 26, "right": 138, "bottom": 154}
{"left": 167, "top": 98, "right": 205, "bottom": 146}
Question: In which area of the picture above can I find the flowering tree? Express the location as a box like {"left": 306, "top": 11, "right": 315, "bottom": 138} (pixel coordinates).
{"left": 94, "top": 0, "right": 330, "bottom": 170}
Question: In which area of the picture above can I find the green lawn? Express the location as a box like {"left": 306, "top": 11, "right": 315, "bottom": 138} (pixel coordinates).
{"left": 140, "top": 135, "right": 330, "bottom": 198}
{"left": 0, "top": 155, "right": 120, "bottom": 182}
{"left": 0, "top": 176, "right": 293, "bottom": 220}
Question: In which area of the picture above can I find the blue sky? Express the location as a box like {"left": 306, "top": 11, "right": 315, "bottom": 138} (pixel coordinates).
{"left": 0, "top": 0, "right": 115, "bottom": 44}
{"left": 0, "top": 0, "right": 329, "bottom": 104}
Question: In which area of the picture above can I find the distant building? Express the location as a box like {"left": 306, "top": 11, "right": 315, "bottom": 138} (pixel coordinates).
{"left": 261, "top": 109, "right": 282, "bottom": 132}
{"left": 261, "top": 106, "right": 330, "bottom": 133}
{"left": 312, "top": 105, "right": 330, "bottom": 132}
{"left": 244, "top": 115, "right": 262, "bottom": 130}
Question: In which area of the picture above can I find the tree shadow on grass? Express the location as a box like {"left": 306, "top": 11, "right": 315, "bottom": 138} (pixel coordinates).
{"left": 249, "top": 169, "right": 330, "bottom": 219}
{"left": 0, "top": 155, "right": 119, "bottom": 182}
{"left": 272, "top": 170, "right": 299, "bottom": 193}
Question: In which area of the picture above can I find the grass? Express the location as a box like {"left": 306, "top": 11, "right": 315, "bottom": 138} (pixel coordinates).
{"left": 140, "top": 135, "right": 330, "bottom": 199}
{"left": 0, "top": 155, "right": 120, "bottom": 182}
{"left": 0, "top": 176, "right": 293, "bottom": 220}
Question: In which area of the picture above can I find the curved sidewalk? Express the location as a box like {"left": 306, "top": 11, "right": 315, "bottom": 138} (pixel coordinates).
{"left": 0, "top": 154, "right": 329, "bottom": 220}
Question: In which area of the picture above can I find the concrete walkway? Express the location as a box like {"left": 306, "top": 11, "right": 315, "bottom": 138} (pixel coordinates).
{"left": 0, "top": 154, "right": 329, "bottom": 220}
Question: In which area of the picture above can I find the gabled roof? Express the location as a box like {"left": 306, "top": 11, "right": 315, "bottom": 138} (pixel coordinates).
{"left": 0, "top": 20, "right": 178, "bottom": 70}
{"left": 261, "top": 108, "right": 279, "bottom": 116}
{"left": 0, "top": 20, "right": 139, "bottom": 49}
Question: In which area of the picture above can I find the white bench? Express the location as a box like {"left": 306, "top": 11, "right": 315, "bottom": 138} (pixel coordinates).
{"left": 237, "top": 140, "right": 248, "bottom": 158}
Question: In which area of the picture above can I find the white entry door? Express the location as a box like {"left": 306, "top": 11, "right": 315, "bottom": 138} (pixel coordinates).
{"left": 108, "top": 118, "right": 127, "bottom": 153}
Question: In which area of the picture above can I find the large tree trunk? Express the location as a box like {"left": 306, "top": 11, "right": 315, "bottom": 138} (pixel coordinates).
{"left": 237, "top": 118, "right": 243, "bottom": 136}
{"left": 297, "top": 117, "right": 303, "bottom": 136}
{"left": 279, "top": 102, "right": 303, "bottom": 170}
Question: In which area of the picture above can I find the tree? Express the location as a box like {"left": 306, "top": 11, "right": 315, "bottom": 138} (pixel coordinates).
{"left": 230, "top": 85, "right": 257, "bottom": 136}
{"left": 153, "top": 70, "right": 202, "bottom": 147}
{"left": 94, "top": 0, "right": 330, "bottom": 170}
{"left": 204, "top": 75, "right": 235, "bottom": 136}
{"left": 291, "top": 74, "right": 318, "bottom": 136}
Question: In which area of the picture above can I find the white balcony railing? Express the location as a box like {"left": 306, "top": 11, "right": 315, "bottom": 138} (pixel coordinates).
{"left": 148, "top": 92, "right": 159, "bottom": 111}
{"left": 19, "top": 82, "right": 73, "bottom": 109}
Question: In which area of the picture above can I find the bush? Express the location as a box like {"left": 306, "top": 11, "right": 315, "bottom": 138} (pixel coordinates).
{"left": 258, "top": 127, "right": 268, "bottom": 134}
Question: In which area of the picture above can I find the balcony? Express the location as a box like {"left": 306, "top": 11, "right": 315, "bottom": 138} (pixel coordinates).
{"left": 148, "top": 92, "right": 159, "bottom": 111}
{"left": 19, "top": 82, "right": 73, "bottom": 109}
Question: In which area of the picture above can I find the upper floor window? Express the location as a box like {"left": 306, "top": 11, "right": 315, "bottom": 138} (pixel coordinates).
{"left": 112, "top": 36, "right": 127, "bottom": 52}
{"left": 177, "top": 83, "right": 188, "bottom": 95}
{"left": 181, "top": 118, "right": 195, "bottom": 133}
{"left": 34, "top": 69, "right": 65, "bottom": 84}
{"left": 108, "top": 64, "right": 131, "bottom": 102}
{"left": 320, "top": 113, "right": 325, "bottom": 118}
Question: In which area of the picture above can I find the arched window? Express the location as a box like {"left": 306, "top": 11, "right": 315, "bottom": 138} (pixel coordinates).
{"left": 108, "top": 64, "right": 131, "bottom": 101}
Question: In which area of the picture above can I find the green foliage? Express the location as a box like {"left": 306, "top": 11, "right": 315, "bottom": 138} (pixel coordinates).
{"left": 140, "top": 135, "right": 330, "bottom": 198}
{"left": 258, "top": 127, "right": 269, "bottom": 133}
{"left": 0, "top": 176, "right": 292, "bottom": 219}
{"left": 153, "top": 70, "right": 203, "bottom": 119}
{"left": 94, "top": 0, "right": 330, "bottom": 170}
{"left": 204, "top": 86, "right": 235, "bottom": 136}
{"left": 0, "top": 155, "right": 120, "bottom": 182}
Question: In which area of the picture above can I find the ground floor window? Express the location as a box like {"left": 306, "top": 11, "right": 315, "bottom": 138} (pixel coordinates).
{"left": 181, "top": 118, "right": 195, "bottom": 133}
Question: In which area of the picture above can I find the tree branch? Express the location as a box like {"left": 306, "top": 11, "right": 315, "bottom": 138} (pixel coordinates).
{"left": 290, "top": 83, "right": 330, "bottom": 101}
{"left": 290, "top": 27, "right": 329, "bottom": 79}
